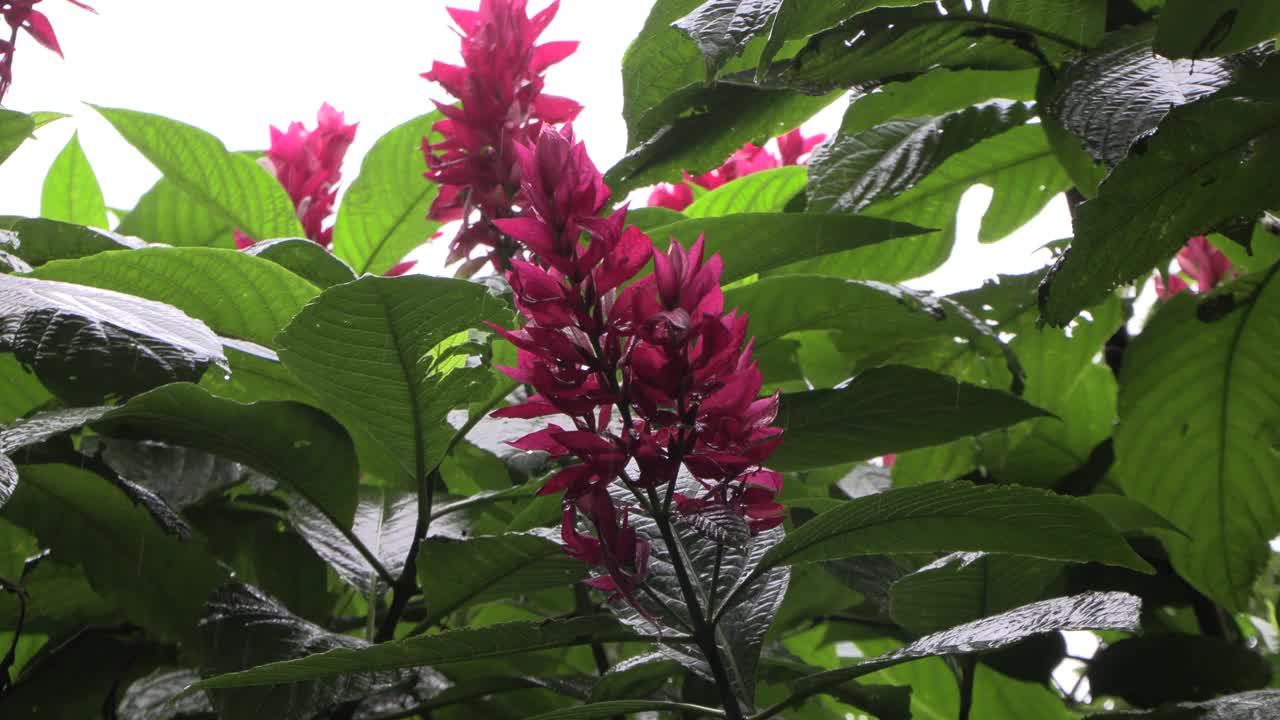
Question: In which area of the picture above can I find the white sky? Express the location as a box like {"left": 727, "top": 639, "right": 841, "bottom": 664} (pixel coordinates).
{"left": 0, "top": 0, "right": 1070, "bottom": 293}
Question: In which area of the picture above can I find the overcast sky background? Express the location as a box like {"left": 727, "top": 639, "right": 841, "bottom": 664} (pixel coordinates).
{"left": 0, "top": 0, "right": 1074, "bottom": 292}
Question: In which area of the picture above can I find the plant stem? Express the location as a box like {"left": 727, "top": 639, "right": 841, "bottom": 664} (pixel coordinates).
{"left": 376, "top": 468, "right": 438, "bottom": 642}
{"left": 644, "top": 488, "right": 744, "bottom": 720}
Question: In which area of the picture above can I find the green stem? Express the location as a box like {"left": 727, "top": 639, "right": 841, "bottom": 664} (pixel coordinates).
{"left": 375, "top": 468, "right": 437, "bottom": 642}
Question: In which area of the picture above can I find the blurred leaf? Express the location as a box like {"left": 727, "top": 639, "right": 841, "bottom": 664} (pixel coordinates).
{"left": 92, "top": 106, "right": 303, "bottom": 242}
{"left": 1087, "top": 634, "right": 1271, "bottom": 708}
{"left": 333, "top": 112, "right": 444, "bottom": 276}
{"left": 40, "top": 132, "right": 107, "bottom": 229}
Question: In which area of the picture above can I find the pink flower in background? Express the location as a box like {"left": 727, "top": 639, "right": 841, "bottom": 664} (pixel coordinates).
{"left": 1154, "top": 235, "right": 1235, "bottom": 300}
{"left": 422, "top": 0, "right": 580, "bottom": 274}
{"left": 646, "top": 128, "right": 827, "bottom": 212}
{"left": 0, "top": 0, "right": 95, "bottom": 102}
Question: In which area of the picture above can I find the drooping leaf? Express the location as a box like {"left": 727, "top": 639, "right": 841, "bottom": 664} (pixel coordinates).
{"left": 92, "top": 106, "right": 304, "bottom": 242}
{"left": 96, "top": 382, "right": 360, "bottom": 528}
{"left": 1, "top": 464, "right": 227, "bottom": 644}
{"left": 1044, "top": 26, "right": 1269, "bottom": 167}
{"left": 0, "top": 272, "right": 227, "bottom": 404}
{"left": 1115, "top": 268, "right": 1280, "bottom": 610}
{"left": 682, "top": 166, "right": 807, "bottom": 217}
{"left": 1085, "top": 690, "right": 1280, "bottom": 719}
{"left": 650, "top": 215, "right": 931, "bottom": 284}
{"left": 1040, "top": 77, "right": 1280, "bottom": 326}
{"left": 791, "top": 591, "right": 1140, "bottom": 701}
{"left": 277, "top": 276, "right": 510, "bottom": 482}
{"left": 3, "top": 217, "right": 148, "bottom": 266}
{"left": 889, "top": 552, "right": 1065, "bottom": 635}
{"left": 418, "top": 532, "right": 585, "bottom": 626}
{"left": 116, "top": 177, "right": 234, "bottom": 248}
{"left": 1087, "top": 634, "right": 1272, "bottom": 708}
{"left": 1154, "top": 0, "right": 1280, "bottom": 59}
{"left": 332, "top": 112, "right": 444, "bottom": 276}
{"left": 242, "top": 238, "right": 357, "bottom": 288}
{"left": 770, "top": 366, "right": 1047, "bottom": 471}
{"left": 741, "top": 481, "right": 1151, "bottom": 589}
{"left": 199, "top": 583, "right": 427, "bottom": 720}
{"left": 191, "top": 616, "right": 644, "bottom": 691}
{"left": 290, "top": 485, "right": 417, "bottom": 596}
{"left": 40, "top": 131, "right": 108, "bottom": 229}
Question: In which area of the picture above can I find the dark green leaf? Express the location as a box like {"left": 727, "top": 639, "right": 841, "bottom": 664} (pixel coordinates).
{"left": 889, "top": 552, "right": 1065, "bottom": 635}
{"left": 1087, "top": 634, "right": 1271, "bottom": 708}
{"left": 1115, "top": 268, "right": 1280, "bottom": 610}
{"left": 526, "top": 701, "right": 727, "bottom": 720}
{"left": 92, "top": 106, "right": 303, "bottom": 241}
{"left": 770, "top": 366, "right": 1047, "bottom": 471}
{"left": 1085, "top": 690, "right": 1280, "bottom": 719}
{"left": 117, "top": 669, "right": 216, "bottom": 720}
{"left": 0, "top": 558, "right": 119, "bottom": 635}
{"left": 751, "top": 481, "right": 1152, "bottom": 578}
{"left": 277, "top": 276, "right": 510, "bottom": 482}
{"left": 243, "top": 238, "right": 357, "bottom": 288}
{"left": 40, "top": 132, "right": 107, "bottom": 229}
{"left": 3, "top": 217, "right": 148, "bottom": 266}
{"left": 0, "top": 406, "right": 111, "bottom": 508}
{"left": 332, "top": 113, "right": 443, "bottom": 276}
{"left": 1154, "top": 0, "right": 1280, "bottom": 59}
{"left": 1, "top": 464, "right": 227, "bottom": 643}
{"left": 757, "top": 1, "right": 929, "bottom": 72}
{"left": 418, "top": 532, "right": 585, "bottom": 626}
{"left": 290, "top": 485, "right": 417, "bottom": 596}
{"left": 0, "top": 272, "right": 226, "bottom": 404}
{"left": 116, "top": 178, "right": 234, "bottom": 248}
{"left": 1041, "top": 85, "right": 1280, "bottom": 325}
{"left": 653, "top": 215, "right": 931, "bottom": 284}
{"left": 192, "top": 616, "right": 645, "bottom": 691}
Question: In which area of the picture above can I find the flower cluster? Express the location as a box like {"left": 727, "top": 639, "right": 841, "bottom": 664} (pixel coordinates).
{"left": 646, "top": 128, "right": 826, "bottom": 212}
{"left": 488, "top": 126, "right": 785, "bottom": 605}
{"left": 0, "top": 0, "right": 93, "bottom": 103}
{"left": 1154, "top": 235, "right": 1234, "bottom": 300}
{"left": 421, "top": 0, "right": 581, "bottom": 275}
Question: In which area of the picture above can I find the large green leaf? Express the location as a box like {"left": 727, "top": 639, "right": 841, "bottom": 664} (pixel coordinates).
{"left": 116, "top": 177, "right": 234, "bottom": 248}
{"left": 418, "top": 532, "right": 585, "bottom": 626}
{"left": 1041, "top": 71, "right": 1280, "bottom": 325}
{"left": 0, "top": 272, "right": 227, "bottom": 404}
{"left": 40, "top": 132, "right": 108, "bottom": 229}
{"left": 888, "top": 552, "right": 1064, "bottom": 635}
{"left": 289, "top": 485, "right": 416, "bottom": 596}
{"left": 650, "top": 215, "right": 930, "bottom": 284}
{"left": 1154, "top": 0, "right": 1280, "bottom": 59}
{"left": 682, "top": 166, "right": 807, "bottom": 217}
{"left": 332, "top": 113, "right": 443, "bottom": 276}
{"left": 770, "top": 365, "right": 1046, "bottom": 471}
{"left": 2, "top": 217, "right": 147, "bottom": 266}
{"left": 191, "top": 616, "right": 645, "bottom": 691}
{"left": 1, "top": 464, "right": 226, "bottom": 644}
{"left": 1115, "top": 268, "right": 1280, "bottom": 610}
{"left": 242, "top": 237, "right": 357, "bottom": 289}
{"left": 92, "top": 106, "right": 303, "bottom": 241}
{"left": 838, "top": 68, "right": 1038, "bottom": 136}
{"left": 277, "top": 276, "right": 509, "bottom": 483}
{"left": 96, "top": 382, "right": 360, "bottom": 528}
{"left": 0, "top": 109, "right": 35, "bottom": 166}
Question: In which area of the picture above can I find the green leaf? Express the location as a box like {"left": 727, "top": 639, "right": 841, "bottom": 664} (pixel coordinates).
{"left": 1087, "top": 634, "right": 1272, "bottom": 708}
{"left": 40, "top": 132, "right": 108, "bottom": 229}
{"left": 242, "top": 238, "right": 357, "bottom": 288}
{"left": 526, "top": 701, "right": 728, "bottom": 720}
{"left": 1085, "top": 690, "right": 1280, "bottom": 719}
{"left": 1115, "top": 268, "right": 1280, "bottom": 610}
{"left": 0, "top": 109, "right": 35, "bottom": 166}
{"left": 116, "top": 177, "right": 234, "bottom": 248}
{"left": 682, "top": 166, "right": 807, "bottom": 217}
{"left": 757, "top": 1, "right": 929, "bottom": 72}
{"left": 289, "top": 485, "right": 417, "bottom": 595}
{"left": 807, "top": 102, "right": 1032, "bottom": 213}
{"left": 753, "top": 481, "right": 1152, "bottom": 576}
{"left": 418, "top": 532, "right": 585, "bottom": 626}
{"left": 277, "top": 276, "right": 510, "bottom": 482}
{"left": 1041, "top": 88, "right": 1280, "bottom": 325}
{"left": 0, "top": 406, "right": 113, "bottom": 508}
{"left": 626, "top": 206, "right": 686, "bottom": 232}
{"left": 92, "top": 106, "right": 303, "bottom": 241}
{"left": 96, "top": 382, "right": 360, "bottom": 528}
{"left": 889, "top": 552, "right": 1065, "bottom": 635}
{"left": 3, "top": 216, "right": 147, "bottom": 266}
{"left": 0, "top": 272, "right": 227, "bottom": 404}
{"left": 672, "top": 0, "right": 784, "bottom": 78}
{"left": 1, "top": 464, "right": 227, "bottom": 644}
{"left": 332, "top": 113, "right": 444, "bottom": 276}
{"left": 0, "top": 354, "right": 51, "bottom": 425}
{"left": 838, "top": 68, "right": 1038, "bottom": 136}
{"left": 191, "top": 616, "right": 645, "bottom": 691}
{"left": 791, "top": 592, "right": 1139, "bottom": 705}
{"left": 770, "top": 366, "right": 1047, "bottom": 471}
{"left": 652, "top": 215, "right": 931, "bottom": 284}
{"left": 117, "top": 670, "right": 215, "bottom": 720}
{"left": 1154, "top": 0, "right": 1280, "bottom": 59}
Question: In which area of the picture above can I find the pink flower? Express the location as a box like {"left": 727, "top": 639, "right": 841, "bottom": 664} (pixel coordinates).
{"left": 422, "top": 0, "right": 581, "bottom": 272}
{"left": 0, "top": 0, "right": 94, "bottom": 102}
{"left": 263, "top": 103, "right": 358, "bottom": 247}
{"left": 1154, "top": 235, "right": 1234, "bottom": 300}
{"left": 645, "top": 129, "right": 826, "bottom": 211}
